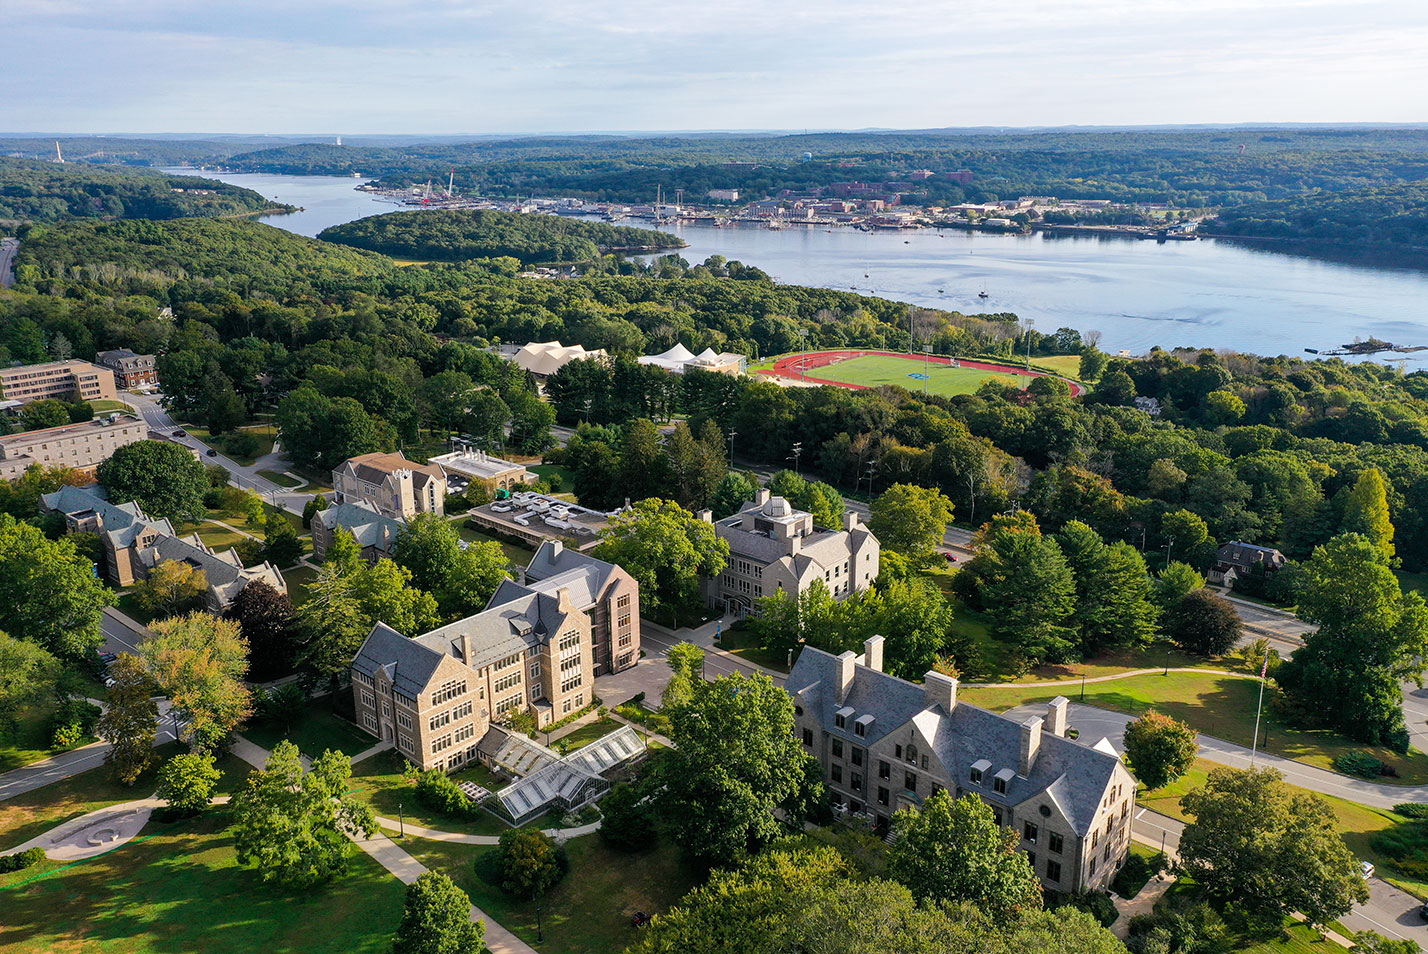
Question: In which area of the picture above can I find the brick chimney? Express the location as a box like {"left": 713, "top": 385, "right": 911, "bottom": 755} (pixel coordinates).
{"left": 1045, "top": 696, "right": 1069, "bottom": 737}
{"left": 548, "top": 539, "right": 563, "bottom": 559}
{"left": 923, "top": 671, "right": 958, "bottom": 713}
{"left": 843, "top": 511, "right": 860, "bottom": 532}
{"left": 1019, "top": 716, "right": 1043, "bottom": 776}
{"left": 835, "top": 650, "right": 857, "bottom": 704}
{"left": 755, "top": 488, "right": 771, "bottom": 507}
{"left": 862, "top": 635, "right": 884, "bottom": 673}
{"left": 697, "top": 508, "right": 713, "bottom": 523}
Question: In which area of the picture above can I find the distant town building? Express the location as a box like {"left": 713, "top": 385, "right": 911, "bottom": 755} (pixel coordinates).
{"left": 466, "top": 490, "right": 617, "bottom": 552}
{"left": 516, "top": 539, "right": 640, "bottom": 675}
{"left": 637, "top": 343, "right": 747, "bottom": 376}
{"left": 707, "top": 188, "right": 740, "bottom": 202}
{"left": 509, "top": 341, "right": 607, "bottom": 379}
{"left": 945, "top": 169, "right": 975, "bottom": 185}
{"left": 701, "top": 489, "right": 880, "bottom": 617}
{"left": 312, "top": 501, "right": 404, "bottom": 563}
{"left": 787, "top": 640, "right": 1136, "bottom": 892}
{"left": 0, "top": 414, "right": 149, "bottom": 480}
{"left": 333, "top": 451, "right": 446, "bottom": 521}
{"left": 93, "top": 349, "right": 158, "bottom": 390}
{"left": 0, "top": 359, "right": 117, "bottom": 405}
{"left": 1209, "top": 542, "right": 1287, "bottom": 586}
{"left": 428, "top": 448, "right": 530, "bottom": 496}
{"left": 43, "top": 483, "right": 286, "bottom": 610}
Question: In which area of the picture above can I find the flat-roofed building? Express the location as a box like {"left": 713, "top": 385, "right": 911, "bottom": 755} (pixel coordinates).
{"left": 94, "top": 349, "right": 158, "bottom": 389}
{"left": 333, "top": 451, "right": 446, "bottom": 521}
{"left": 0, "top": 360, "right": 117, "bottom": 405}
{"left": 0, "top": 414, "right": 149, "bottom": 480}
{"left": 466, "top": 490, "right": 616, "bottom": 551}
{"left": 429, "top": 448, "right": 530, "bottom": 496}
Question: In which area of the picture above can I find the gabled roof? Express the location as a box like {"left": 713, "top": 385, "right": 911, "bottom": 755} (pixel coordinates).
{"left": 352, "top": 622, "right": 446, "bottom": 699}
{"left": 336, "top": 452, "right": 444, "bottom": 489}
{"left": 416, "top": 589, "right": 576, "bottom": 671}
{"left": 317, "top": 502, "right": 403, "bottom": 552}
{"left": 788, "top": 646, "right": 1123, "bottom": 836}
{"left": 520, "top": 541, "right": 618, "bottom": 605}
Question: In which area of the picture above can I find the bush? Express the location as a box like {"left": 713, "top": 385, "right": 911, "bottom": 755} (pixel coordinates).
{"left": 1372, "top": 819, "right": 1428, "bottom": 877}
{"left": 49, "top": 699, "right": 101, "bottom": 750}
{"left": 0, "top": 847, "right": 45, "bottom": 873}
{"left": 1125, "top": 901, "right": 1233, "bottom": 954}
{"left": 1395, "top": 804, "right": 1428, "bottom": 818}
{"left": 220, "top": 431, "right": 262, "bottom": 459}
{"left": 1111, "top": 851, "right": 1167, "bottom": 899}
{"left": 1056, "top": 889, "right": 1118, "bottom": 927}
{"left": 1335, "top": 751, "right": 1387, "bottom": 779}
{"left": 599, "top": 782, "right": 657, "bottom": 852}
{"left": 415, "top": 769, "right": 476, "bottom": 817}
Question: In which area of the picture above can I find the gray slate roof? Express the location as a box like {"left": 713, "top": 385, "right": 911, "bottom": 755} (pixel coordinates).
{"left": 416, "top": 590, "right": 575, "bottom": 672}
{"left": 317, "top": 502, "right": 403, "bottom": 552}
{"left": 524, "top": 540, "right": 616, "bottom": 592}
{"left": 42, "top": 483, "right": 174, "bottom": 548}
{"left": 352, "top": 622, "right": 446, "bottom": 700}
{"left": 787, "top": 647, "right": 1122, "bottom": 836}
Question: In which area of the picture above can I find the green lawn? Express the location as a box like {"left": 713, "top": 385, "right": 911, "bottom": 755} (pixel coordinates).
{"left": 1239, "top": 923, "right": 1352, "bottom": 954}
{"left": 529, "top": 464, "right": 576, "bottom": 495}
{"left": 458, "top": 521, "right": 536, "bottom": 566}
{"left": 258, "top": 469, "right": 303, "bottom": 488}
{"left": 191, "top": 521, "right": 249, "bottom": 551}
{"left": 961, "top": 671, "right": 1428, "bottom": 783}
{"left": 716, "top": 628, "right": 792, "bottom": 673}
{"left": 1397, "top": 569, "right": 1428, "bottom": 598}
{"left": 407, "top": 833, "right": 700, "bottom": 954}
{"left": 0, "top": 811, "right": 404, "bottom": 954}
{"left": 1033, "top": 354, "right": 1086, "bottom": 378}
{"left": 114, "top": 590, "right": 158, "bottom": 625}
{"left": 88, "top": 399, "right": 133, "bottom": 414}
{"left": 348, "top": 750, "right": 510, "bottom": 837}
{"left": 0, "top": 701, "right": 98, "bottom": 773}
{"left": 180, "top": 424, "right": 276, "bottom": 466}
{"left": 798, "top": 354, "right": 1026, "bottom": 396}
{"left": 554, "top": 718, "right": 622, "bottom": 752}
{"left": 239, "top": 708, "right": 373, "bottom": 761}
{"left": 281, "top": 563, "right": 320, "bottom": 605}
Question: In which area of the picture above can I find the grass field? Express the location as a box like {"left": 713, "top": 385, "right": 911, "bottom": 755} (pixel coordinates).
{"left": 257, "top": 469, "right": 303, "bottom": 488}
{"left": 238, "top": 709, "right": 373, "bottom": 761}
{"left": 554, "top": 717, "right": 623, "bottom": 752}
{"left": 1034, "top": 354, "right": 1086, "bottom": 378}
{"left": 281, "top": 563, "right": 320, "bottom": 605}
{"left": 0, "top": 811, "right": 404, "bottom": 954}
{"left": 88, "top": 399, "right": 134, "bottom": 414}
{"left": 348, "top": 750, "right": 510, "bottom": 837}
{"left": 0, "top": 700, "right": 97, "bottom": 773}
{"left": 960, "top": 671, "right": 1428, "bottom": 783}
{"left": 406, "top": 834, "right": 699, "bottom": 954}
{"left": 794, "top": 354, "right": 1025, "bottom": 395}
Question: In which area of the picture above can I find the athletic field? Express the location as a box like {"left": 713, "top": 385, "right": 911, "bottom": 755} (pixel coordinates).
{"left": 756, "top": 350, "right": 1082, "bottom": 397}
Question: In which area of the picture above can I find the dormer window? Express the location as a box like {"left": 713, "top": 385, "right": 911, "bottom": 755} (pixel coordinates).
{"left": 834, "top": 705, "right": 854, "bottom": 730}
{"left": 854, "top": 721, "right": 865, "bottom": 737}
{"left": 970, "top": 759, "right": 991, "bottom": 785}
{"left": 993, "top": 767, "right": 1015, "bottom": 794}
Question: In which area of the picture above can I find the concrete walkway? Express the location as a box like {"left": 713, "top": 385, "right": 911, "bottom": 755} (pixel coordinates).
{"left": 375, "top": 816, "right": 602, "bottom": 845}
{"left": 1111, "top": 873, "right": 1177, "bottom": 939}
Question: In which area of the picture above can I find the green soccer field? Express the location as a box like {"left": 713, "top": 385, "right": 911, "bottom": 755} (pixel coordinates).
{"left": 806, "top": 355, "right": 1027, "bottom": 395}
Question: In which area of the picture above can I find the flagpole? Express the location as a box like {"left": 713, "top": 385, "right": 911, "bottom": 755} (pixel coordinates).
{"left": 1250, "top": 648, "right": 1269, "bottom": 767}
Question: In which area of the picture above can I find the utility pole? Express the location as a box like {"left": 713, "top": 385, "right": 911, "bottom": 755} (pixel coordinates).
{"left": 789, "top": 441, "right": 804, "bottom": 475}
{"left": 727, "top": 427, "right": 737, "bottom": 463}
{"left": 1024, "top": 318, "right": 1035, "bottom": 370}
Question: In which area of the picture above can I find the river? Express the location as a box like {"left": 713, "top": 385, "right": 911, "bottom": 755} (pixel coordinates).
{"left": 172, "top": 168, "right": 1428, "bottom": 360}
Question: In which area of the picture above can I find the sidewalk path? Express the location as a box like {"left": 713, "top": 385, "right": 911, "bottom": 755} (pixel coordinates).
{"left": 0, "top": 701, "right": 178, "bottom": 802}
{"left": 373, "top": 816, "right": 601, "bottom": 845}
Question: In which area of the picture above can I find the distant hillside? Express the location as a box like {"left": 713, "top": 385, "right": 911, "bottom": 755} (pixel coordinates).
{"left": 1201, "top": 184, "right": 1428, "bottom": 251}
{"left": 0, "top": 158, "right": 290, "bottom": 222}
{"left": 14, "top": 218, "right": 393, "bottom": 294}
{"left": 318, "top": 208, "right": 685, "bottom": 265}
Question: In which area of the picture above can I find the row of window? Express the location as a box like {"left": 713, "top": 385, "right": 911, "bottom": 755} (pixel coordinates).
{"left": 561, "top": 693, "right": 585, "bottom": 714}
{"left": 494, "top": 671, "right": 522, "bottom": 694}
{"left": 558, "top": 632, "right": 581, "bottom": 653}
{"left": 431, "top": 679, "right": 466, "bottom": 706}
{"left": 495, "top": 692, "right": 524, "bottom": 714}
{"left": 560, "top": 673, "right": 583, "bottom": 694}
{"left": 559, "top": 653, "right": 582, "bottom": 673}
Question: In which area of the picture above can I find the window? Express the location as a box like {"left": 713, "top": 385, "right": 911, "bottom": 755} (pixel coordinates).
{"left": 904, "top": 772, "right": 917, "bottom": 793}
{"left": 1089, "top": 858, "right": 1097, "bottom": 877}
{"left": 397, "top": 711, "right": 413, "bottom": 730}
{"left": 432, "top": 734, "right": 453, "bottom": 753}
{"left": 617, "top": 594, "right": 630, "bottom": 610}
{"left": 1046, "top": 860, "right": 1062, "bottom": 883}
{"left": 430, "top": 680, "right": 466, "bottom": 706}
{"left": 618, "top": 633, "right": 632, "bottom": 648}
{"left": 453, "top": 701, "right": 473, "bottom": 720}
{"left": 851, "top": 748, "right": 864, "bottom": 767}
{"left": 878, "top": 760, "right": 890, "bottom": 780}
{"left": 1024, "top": 822, "right": 1039, "bottom": 844}
{"left": 562, "top": 698, "right": 573, "bottom": 714}
{"left": 495, "top": 692, "right": 524, "bottom": 714}
{"left": 561, "top": 674, "right": 582, "bottom": 694}
{"left": 835, "top": 713, "right": 846, "bottom": 729}
{"left": 831, "top": 765, "right": 843, "bottom": 784}
{"left": 921, "top": 755, "right": 928, "bottom": 769}
{"left": 905, "top": 743, "right": 917, "bottom": 763}
{"left": 1048, "top": 832, "right": 1064, "bottom": 854}
{"left": 877, "top": 786, "right": 889, "bottom": 807}
{"left": 854, "top": 721, "right": 865, "bottom": 737}
{"left": 831, "top": 740, "right": 843, "bottom": 759}
{"left": 1091, "top": 830, "right": 1099, "bottom": 849}
{"left": 802, "top": 728, "right": 813, "bottom": 747}
{"left": 361, "top": 690, "right": 374, "bottom": 708}
{"left": 363, "top": 713, "right": 376, "bottom": 730}
{"left": 494, "top": 671, "right": 522, "bottom": 693}
{"left": 381, "top": 702, "right": 391, "bottom": 717}
{"left": 455, "top": 723, "right": 475, "bottom": 744}
{"left": 560, "top": 653, "right": 582, "bottom": 673}
{"left": 993, "top": 776, "right": 1007, "bottom": 794}
{"left": 894, "top": 744, "right": 902, "bottom": 759}
{"left": 529, "top": 663, "right": 541, "bottom": 680}
{"left": 794, "top": 705, "right": 803, "bottom": 716}
{"left": 992, "top": 806, "right": 1003, "bottom": 825}
{"left": 559, "top": 632, "right": 581, "bottom": 653}
{"left": 851, "top": 772, "right": 863, "bottom": 792}
{"left": 970, "top": 767, "right": 983, "bottom": 784}
{"left": 1104, "top": 844, "right": 1112, "bottom": 862}
{"left": 617, "top": 614, "right": 631, "bottom": 630}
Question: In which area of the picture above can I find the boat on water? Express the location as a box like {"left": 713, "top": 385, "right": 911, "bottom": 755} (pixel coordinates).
{"left": 978, "top": 290, "right": 990, "bottom": 299}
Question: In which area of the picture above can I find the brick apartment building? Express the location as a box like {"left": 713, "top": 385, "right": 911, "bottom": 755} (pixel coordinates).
{"left": 94, "top": 349, "right": 159, "bottom": 389}
{"left": 0, "top": 360, "right": 117, "bottom": 405}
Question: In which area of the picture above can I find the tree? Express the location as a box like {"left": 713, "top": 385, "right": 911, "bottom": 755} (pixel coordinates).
{"left": 0, "top": 514, "right": 115, "bottom": 658}
{"left": 392, "top": 870, "right": 483, "bottom": 954}
{"left": 888, "top": 791, "right": 1042, "bottom": 923}
{"left": 224, "top": 579, "right": 299, "bottom": 681}
{"left": 977, "top": 519, "right": 1078, "bottom": 665}
{"left": 495, "top": 827, "right": 565, "bottom": 898}
{"left": 599, "top": 781, "right": 657, "bottom": 852}
{"left": 438, "top": 541, "right": 511, "bottom": 620}
{"left": 231, "top": 741, "right": 376, "bottom": 888}
{"left": 661, "top": 642, "right": 705, "bottom": 710}
{"left": 262, "top": 512, "right": 304, "bottom": 568}
{"left": 297, "top": 556, "right": 438, "bottom": 684}
{"left": 1275, "top": 533, "right": 1428, "bottom": 749}
{"left": 1122, "top": 710, "right": 1198, "bottom": 790}
{"left": 710, "top": 471, "right": 757, "bottom": 519}
{"left": 97, "top": 653, "right": 159, "bottom": 785}
{"left": 133, "top": 559, "right": 209, "bottom": 618}
{"left": 1342, "top": 468, "right": 1395, "bottom": 559}
{"left": 869, "top": 483, "right": 954, "bottom": 562}
{"left": 301, "top": 493, "right": 330, "bottom": 529}
{"left": 1160, "top": 508, "right": 1213, "bottom": 569}
{"left": 594, "top": 498, "right": 729, "bottom": 619}
{"left": 1056, "top": 521, "right": 1158, "bottom": 655}
{"left": 658, "top": 672, "right": 817, "bottom": 865}
{"left": 276, "top": 388, "right": 385, "bottom": 470}
{"left": 141, "top": 613, "right": 252, "bottom": 752}
{"left": 0, "top": 631, "right": 58, "bottom": 737}
{"left": 97, "top": 439, "right": 209, "bottom": 524}
{"left": 20, "top": 399, "right": 71, "bottom": 431}
{"left": 1165, "top": 588, "right": 1241, "bottom": 657}
{"left": 1154, "top": 561, "right": 1205, "bottom": 608}
{"left": 1079, "top": 349, "right": 1108, "bottom": 381}
{"left": 394, "top": 512, "right": 463, "bottom": 593}
{"left": 1178, "top": 766, "right": 1368, "bottom": 930}
{"left": 155, "top": 750, "right": 222, "bottom": 816}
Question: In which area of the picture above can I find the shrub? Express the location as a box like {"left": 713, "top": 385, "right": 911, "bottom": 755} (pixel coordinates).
{"left": 1125, "top": 901, "right": 1233, "bottom": 954}
{"left": 220, "top": 431, "right": 262, "bottom": 458}
{"left": 599, "top": 782, "right": 657, "bottom": 852}
{"left": 49, "top": 699, "right": 101, "bottom": 750}
{"left": 0, "top": 847, "right": 45, "bottom": 873}
{"left": 1372, "top": 819, "right": 1428, "bottom": 877}
{"left": 1395, "top": 804, "right": 1428, "bottom": 819}
{"left": 1334, "top": 751, "right": 1387, "bottom": 779}
{"left": 1111, "top": 851, "right": 1167, "bottom": 899}
{"left": 1056, "top": 889, "right": 1118, "bottom": 927}
{"left": 415, "top": 769, "right": 475, "bottom": 817}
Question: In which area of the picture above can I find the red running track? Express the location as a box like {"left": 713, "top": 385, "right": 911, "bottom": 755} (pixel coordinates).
{"left": 756, "top": 350, "right": 1083, "bottom": 396}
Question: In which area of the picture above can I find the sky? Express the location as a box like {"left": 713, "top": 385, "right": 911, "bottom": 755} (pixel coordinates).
{"left": 5, "top": 0, "right": 1428, "bottom": 135}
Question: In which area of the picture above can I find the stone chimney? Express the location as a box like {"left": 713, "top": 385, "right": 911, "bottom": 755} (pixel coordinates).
{"left": 923, "top": 671, "right": 958, "bottom": 713}
{"left": 461, "top": 632, "right": 473, "bottom": 666}
{"left": 863, "top": 635, "right": 884, "bottom": 673}
{"left": 843, "top": 511, "right": 860, "bottom": 532}
{"left": 548, "top": 539, "right": 563, "bottom": 559}
{"left": 1045, "top": 696, "right": 1069, "bottom": 737}
{"left": 556, "top": 586, "right": 574, "bottom": 611}
{"left": 697, "top": 508, "right": 713, "bottom": 523}
{"left": 755, "top": 488, "right": 771, "bottom": 507}
{"left": 835, "top": 650, "right": 857, "bottom": 704}
{"left": 1020, "top": 716, "right": 1043, "bottom": 776}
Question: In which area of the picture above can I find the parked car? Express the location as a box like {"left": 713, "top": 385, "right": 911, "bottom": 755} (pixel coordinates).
{"left": 1360, "top": 861, "right": 1375, "bottom": 880}
{"left": 172, "top": 429, "right": 186, "bottom": 438}
{"left": 206, "top": 449, "right": 217, "bottom": 457}
{"left": 942, "top": 551, "right": 958, "bottom": 563}
{"left": 1419, "top": 900, "right": 1428, "bottom": 920}
{"left": 99, "top": 651, "right": 117, "bottom": 664}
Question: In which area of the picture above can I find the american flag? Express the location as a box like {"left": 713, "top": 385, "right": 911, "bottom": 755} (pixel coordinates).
{"left": 1261, "top": 654, "right": 1269, "bottom": 679}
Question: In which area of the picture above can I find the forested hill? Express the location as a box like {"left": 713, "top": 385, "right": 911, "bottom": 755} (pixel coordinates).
{"left": 1201, "top": 184, "right": 1428, "bottom": 251}
{"left": 317, "top": 209, "right": 685, "bottom": 265}
{"left": 13, "top": 218, "right": 393, "bottom": 291}
{"left": 0, "top": 158, "right": 290, "bottom": 222}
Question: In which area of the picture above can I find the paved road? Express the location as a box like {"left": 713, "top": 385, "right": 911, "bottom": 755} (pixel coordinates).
{"left": 0, "top": 701, "right": 179, "bottom": 802}
{"left": 100, "top": 607, "right": 153, "bottom": 657}
{"left": 640, "top": 617, "right": 787, "bottom": 687}
{"left": 0, "top": 237, "right": 17, "bottom": 288}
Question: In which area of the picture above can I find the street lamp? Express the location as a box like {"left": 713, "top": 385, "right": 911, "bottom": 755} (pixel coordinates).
{"left": 398, "top": 801, "right": 404, "bottom": 838}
